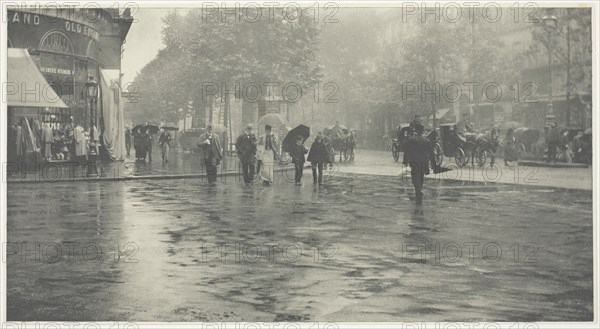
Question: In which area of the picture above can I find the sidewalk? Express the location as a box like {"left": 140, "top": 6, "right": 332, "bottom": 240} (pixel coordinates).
{"left": 518, "top": 160, "right": 589, "bottom": 169}
{"left": 333, "top": 149, "right": 593, "bottom": 191}
{"left": 4, "top": 150, "right": 287, "bottom": 184}
{"left": 6, "top": 149, "right": 593, "bottom": 190}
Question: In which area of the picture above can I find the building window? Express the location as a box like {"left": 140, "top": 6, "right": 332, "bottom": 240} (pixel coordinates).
{"left": 87, "top": 39, "right": 100, "bottom": 60}
{"left": 39, "top": 30, "right": 74, "bottom": 54}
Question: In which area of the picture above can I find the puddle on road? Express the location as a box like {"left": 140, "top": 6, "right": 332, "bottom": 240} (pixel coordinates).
{"left": 6, "top": 176, "right": 593, "bottom": 322}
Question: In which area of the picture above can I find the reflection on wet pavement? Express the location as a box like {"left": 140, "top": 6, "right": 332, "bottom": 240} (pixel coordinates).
{"left": 6, "top": 176, "right": 593, "bottom": 321}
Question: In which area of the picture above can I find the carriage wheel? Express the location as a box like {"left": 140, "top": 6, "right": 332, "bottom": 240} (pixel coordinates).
{"left": 392, "top": 148, "right": 400, "bottom": 162}
{"left": 454, "top": 148, "right": 467, "bottom": 167}
{"left": 433, "top": 143, "right": 443, "bottom": 167}
{"left": 343, "top": 150, "right": 349, "bottom": 161}
{"left": 476, "top": 148, "right": 487, "bottom": 167}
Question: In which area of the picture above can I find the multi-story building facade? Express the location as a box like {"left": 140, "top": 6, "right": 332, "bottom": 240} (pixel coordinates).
{"left": 7, "top": 6, "right": 133, "bottom": 160}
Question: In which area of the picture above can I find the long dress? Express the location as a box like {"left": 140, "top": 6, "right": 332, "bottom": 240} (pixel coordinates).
{"left": 257, "top": 133, "right": 279, "bottom": 183}
{"left": 73, "top": 126, "right": 87, "bottom": 157}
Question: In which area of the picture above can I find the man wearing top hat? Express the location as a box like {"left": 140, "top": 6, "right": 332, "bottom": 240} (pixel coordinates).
{"left": 403, "top": 122, "right": 434, "bottom": 204}
{"left": 198, "top": 124, "right": 223, "bottom": 185}
{"left": 236, "top": 123, "right": 258, "bottom": 186}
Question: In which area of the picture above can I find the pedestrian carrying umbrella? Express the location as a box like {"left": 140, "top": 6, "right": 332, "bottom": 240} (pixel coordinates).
{"left": 282, "top": 124, "right": 310, "bottom": 152}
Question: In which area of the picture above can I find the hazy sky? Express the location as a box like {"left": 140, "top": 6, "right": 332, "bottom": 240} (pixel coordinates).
{"left": 121, "top": 9, "right": 171, "bottom": 84}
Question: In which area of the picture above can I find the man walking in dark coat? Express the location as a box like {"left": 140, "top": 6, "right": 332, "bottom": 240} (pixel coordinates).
{"left": 307, "top": 132, "right": 331, "bottom": 185}
{"left": 198, "top": 124, "right": 223, "bottom": 185}
{"left": 236, "top": 123, "right": 258, "bottom": 186}
{"left": 403, "top": 123, "right": 434, "bottom": 204}
{"left": 288, "top": 135, "right": 308, "bottom": 186}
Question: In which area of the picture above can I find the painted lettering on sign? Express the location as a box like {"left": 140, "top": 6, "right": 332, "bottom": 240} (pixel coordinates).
{"left": 11, "top": 11, "right": 40, "bottom": 25}
{"left": 40, "top": 67, "right": 73, "bottom": 75}
{"left": 65, "top": 21, "right": 100, "bottom": 41}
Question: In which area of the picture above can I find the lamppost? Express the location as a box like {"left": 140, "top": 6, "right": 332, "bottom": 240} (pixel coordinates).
{"left": 85, "top": 76, "right": 99, "bottom": 130}
{"left": 85, "top": 76, "right": 99, "bottom": 177}
{"left": 541, "top": 13, "right": 558, "bottom": 125}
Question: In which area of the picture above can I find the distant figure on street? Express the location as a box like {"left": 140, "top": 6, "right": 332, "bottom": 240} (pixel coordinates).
{"left": 572, "top": 131, "right": 585, "bottom": 163}
{"left": 146, "top": 131, "right": 153, "bottom": 162}
{"left": 42, "top": 123, "right": 53, "bottom": 160}
{"left": 403, "top": 123, "right": 434, "bottom": 204}
{"left": 125, "top": 128, "right": 132, "bottom": 157}
{"left": 134, "top": 131, "right": 143, "bottom": 161}
{"left": 546, "top": 123, "right": 561, "bottom": 163}
{"left": 331, "top": 121, "right": 344, "bottom": 141}
{"left": 559, "top": 129, "right": 572, "bottom": 163}
{"left": 288, "top": 135, "right": 308, "bottom": 186}
{"left": 236, "top": 124, "right": 258, "bottom": 186}
{"left": 159, "top": 129, "right": 172, "bottom": 163}
{"left": 323, "top": 129, "right": 335, "bottom": 168}
{"left": 409, "top": 115, "right": 421, "bottom": 130}
{"left": 503, "top": 128, "right": 519, "bottom": 165}
{"left": 198, "top": 124, "right": 223, "bottom": 186}
{"left": 490, "top": 125, "right": 499, "bottom": 141}
{"left": 307, "top": 132, "right": 331, "bottom": 185}
{"left": 257, "top": 124, "right": 280, "bottom": 186}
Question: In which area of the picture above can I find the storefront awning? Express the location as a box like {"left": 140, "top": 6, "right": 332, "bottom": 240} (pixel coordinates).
{"left": 7, "top": 48, "right": 68, "bottom": 108}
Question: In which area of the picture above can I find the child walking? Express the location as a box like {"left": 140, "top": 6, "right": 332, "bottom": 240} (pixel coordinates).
{"left": 289, "top": 135, "right": 308, "bottom": 186}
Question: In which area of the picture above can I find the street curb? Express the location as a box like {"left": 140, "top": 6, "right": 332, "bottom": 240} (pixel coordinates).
{"left": 334, "top": 169, "right": 592, "bottom": 191}
{"left": 6, "top": 167, "right": 292, "bottom": 184}
{"left": 517, "top": 161, "right": 589, "bottom": 169}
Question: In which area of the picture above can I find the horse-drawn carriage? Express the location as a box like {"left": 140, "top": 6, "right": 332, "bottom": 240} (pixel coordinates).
{"left": 438, "top": 124, "right": 493, "bottom": 167}
{"left": 514, "top": 127, "right": 540, "bottom": 157}
{"left": 325, "top": 125, "right": 355, "bottom": 162}
{"left": 391, "top": 124, "right": 443, "bottom": 167}
{"left": 392, "top": 124, "right": 412, "bottom": 162}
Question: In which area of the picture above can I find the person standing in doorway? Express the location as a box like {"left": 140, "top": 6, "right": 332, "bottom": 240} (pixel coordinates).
{"left": 236, "top": 124, "right": 258, "bottom": 186}
{"left": 198, "top": 124, "right": 223, "bottom": 186}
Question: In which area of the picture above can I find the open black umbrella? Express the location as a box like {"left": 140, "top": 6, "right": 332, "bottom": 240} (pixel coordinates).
{"left": 144, "top": 124, "right": 160, "bottom": 135}
{"left": 282, "top": 124, "right": 310, "bottom": 152}
{"left": 132, "top": 124, "right": 145, "bottom": 135}
{"left": 161, "top": 126, "right": 179, "bottom": 131}
{"left": 133, "top": 124, "right": 160, "bottom": 135}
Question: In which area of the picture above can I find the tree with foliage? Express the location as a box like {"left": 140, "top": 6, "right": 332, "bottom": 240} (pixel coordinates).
{"left": 528, "top": 7, "right": 592, "bottom": 126}
{"left": 399, "top": 19, "right": 464, "bottom": 127}
{"left": 127, "top": 7, "right": 322, "bottom": 130}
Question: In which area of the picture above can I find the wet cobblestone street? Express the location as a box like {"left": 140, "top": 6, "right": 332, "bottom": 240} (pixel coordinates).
{"left": 6, "top": 174, "right": 593, "bottom": 321}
